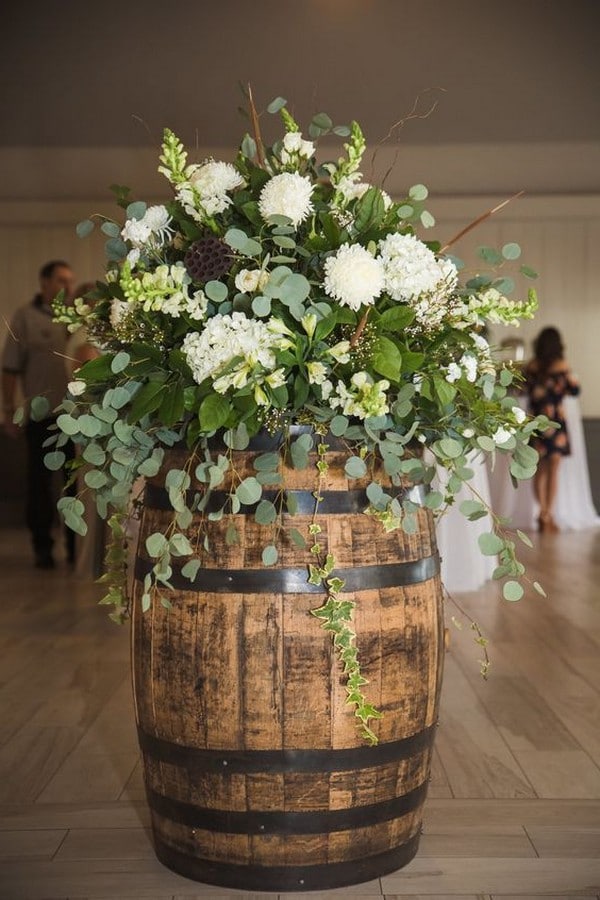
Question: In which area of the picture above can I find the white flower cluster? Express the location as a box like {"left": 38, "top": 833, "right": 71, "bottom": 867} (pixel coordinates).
{"left": 176, "top": 159, "right": 244, "bottom": 224}
{"left": 121, "top": 205, "right": 174, "bottom": 266}
{"left": 444, "top": 352, "right": 478, "bottom": 384}
{"left": 322, "top": 372, "right": 390, "bottom": 420}
{"left": 323, "top": 243, "right": 385, "bottom": 311}
{"left": 182, "top": 312, "right": 290, "bottom": 399}
{"left": 234, "top": 268, "right": 269, "bottom": 294}
{"left": 378, "top": 233, "right": 458, "bottom": 328}
{"left": 258, "top": 172, "right": 314, "bottom": 228}
{"left": 120, "top": 263, "right": 207, "bottom": 320}
{"left": 336, "top": 173, "right": 392, "bottom": 210}
{"left": 280, "top": 131, "right": 315, "bottom": 165}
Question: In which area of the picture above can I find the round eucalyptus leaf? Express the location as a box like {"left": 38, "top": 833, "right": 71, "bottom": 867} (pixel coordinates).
{"left": 478, "top": 532, "right": 505, "bottom": 556}
{"left": 502, "top": 242, "right": 521, "bottom": 260}
{"left": 503, "top": 580, "right": 524, "bottom": 602}
{"left": 126, "top": 201, "right": 147, "bottom": 220}
{"left": 205, "top": 280, "right": 228, "bottom": 303}
{"left": 408, "top": 183, "right": 428, "bottom": 201}
{"left": 76, "top": 219, "right": 95, "bottom": 238}
{"left": 255, "top": 500, "right": 277, "bottom": 525}
{"left": 262, "top": 544, "right": 279, "bottom": 566}
{"left": 111, "top": 351, "right": 130, "bottom": 374}
{"left": 345, "top": 456, "right": 367, "bottom": 478}
{"left": 30, "top": 396, "right": 50, "bottom": 421}
{"left": 57, "top": 414, "right": 80, "bottom": 436}
{"left": 84, "top": 470, "right": 108, "bottom": 489}
{"left": 267, "top": 96, "right": 287, "bottom": 113}
{"left": 252, "top": 295, "right": 271, "bottom": 317}
{"left": 236, "top": 477, "right": 262, "bottom": 505}
{"left": 44, "top": 450, "right": 66, "bottom": 471}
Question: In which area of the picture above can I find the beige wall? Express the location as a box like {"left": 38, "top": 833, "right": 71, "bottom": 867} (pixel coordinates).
{"left": 1, "top": 144, "right": 599, "bottom": 415}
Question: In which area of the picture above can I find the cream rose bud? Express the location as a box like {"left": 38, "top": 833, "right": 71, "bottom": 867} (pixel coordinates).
{"left": 512, "top": 405, "right": 527, "bottom": 423}
{"left": 68, "top": 380, "right": 86, "bottom": 396}
{"left": 235, "top": 268, "right": 268, "bottom": 293}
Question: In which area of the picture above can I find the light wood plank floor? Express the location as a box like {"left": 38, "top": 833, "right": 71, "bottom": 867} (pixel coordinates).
{"left": 1, "top": 525, "right": 599, "bottom": 900}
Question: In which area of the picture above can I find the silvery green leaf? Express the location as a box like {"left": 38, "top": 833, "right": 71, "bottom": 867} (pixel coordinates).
{"left": 236, "top": 477, "right": 262, "bottom": 505}
{"left": 205, "top": 280, "right": 228, "bottom": 302}
{"left": 78, "top": 415, "right": 102, "bottom": 438}
{"left": 409, "top": 183, "right": 428, "bottom": 201}
{"left": 44, "top": 450, "right": 66, "bottom": 470}
{"left": 57, "top": 414, "right": 80, "bottom": 436}
{"left": 267, "top": 96, "right": 287, "bottom": 113}
{"left": 255, "top": 500, "right": 277, "bottom": 525}
{"left": 82, "top": 443, "right": 106, "bottom": 466}
{"left": 478, "top": 532, "right": 505, "bottom": 556}
{"left": 84, "top": 470, "right": 108, "bottom": 489}
{"left": 126, "top": 200, "right": 147, "bottom": 220}
{"left": 76, "top": 219, "right": 95, "bottom": 238}
{"left": 175, "top": 507, "right": 193, "bottom": 530}
{"left": 253, "top": 452, "right": 280, "bottom": 471}
{"left": 345, "top": 456, "right": 367, "bottom": 478}
{"left": 252, "top": 295, "right": 271, "bottom": 317}
{"left": 262, "top": 544, "right": 278, "bottom": 566}
{"left": 30, "top": 396, "right": 50, "bottom": 421}
{"left": 146, "top": 532, "right": 169, "bottom": 558}
{"left": 503, "top": 580, "right": 524, "bottom": 601}
{"left": 502, "top": 242, "right": 521, "bottom": 260}
{"left": 330, "top": 415, "right": 348, "bottom": 437}
{"left": 169, "top": 533, "right": 193, "bottom": 557}
{"left": 181, "top": 559, "right": 201, "bottom": 581}
{"left": 111, "top": 351, "right": 130, "bottom": 374}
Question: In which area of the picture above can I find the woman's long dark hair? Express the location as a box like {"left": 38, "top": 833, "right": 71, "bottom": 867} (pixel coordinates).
{"left": 533, "top": 327, "right": 564, "bottom": 376}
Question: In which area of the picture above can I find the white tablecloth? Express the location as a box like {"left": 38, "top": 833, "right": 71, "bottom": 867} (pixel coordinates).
{"left": 434, "top": 453, "right": 498, "bottom": 593}
{"left": 487, "top": 396, "right": 599, "bottom": 531}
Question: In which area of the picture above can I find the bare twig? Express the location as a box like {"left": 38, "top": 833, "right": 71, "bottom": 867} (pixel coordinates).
{"left": 350, "top": 308, "right": 371, "bottom": 348}
{"left": 439, "top": 191, "right": 525, "bottom": 253}
{"left": 247, "top": 83, "right": 266, "bottom": 168}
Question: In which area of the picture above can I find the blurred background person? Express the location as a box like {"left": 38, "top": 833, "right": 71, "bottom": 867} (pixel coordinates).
{"left": 2, "top": 259, "right": 76, "bottom": 568}
{"left": 524, "top": 326, "right": 580, "bottom": 533}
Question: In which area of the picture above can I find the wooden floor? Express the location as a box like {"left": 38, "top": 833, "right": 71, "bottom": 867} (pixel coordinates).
{"left": 0, "top": 525, "right": 599, "bottom": 900}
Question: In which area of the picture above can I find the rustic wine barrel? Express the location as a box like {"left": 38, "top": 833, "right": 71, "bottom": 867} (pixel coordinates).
{"left": 131, "top": 435, "right": 444, "bottom": 891}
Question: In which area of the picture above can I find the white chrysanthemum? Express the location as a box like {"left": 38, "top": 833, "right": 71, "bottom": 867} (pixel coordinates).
{"left": 189, "top": 160, "right": 244, "bottom": 198}
{"left": 121, "top": 218, "right": 152, "bottom": 246}
{"left": 379, "top": 232, "right": 458, "bottom": 302}
{"left": 323, "top": 243, "right": 385, "bottom": 312}
{"left": 258, "top": 172, "right": 314, "bottom": 228}
{"left": 121, "top": 205, "right": 173, "bottom": 249}
{"left": 182, "top": 312, "right": 284, "bottom": 389}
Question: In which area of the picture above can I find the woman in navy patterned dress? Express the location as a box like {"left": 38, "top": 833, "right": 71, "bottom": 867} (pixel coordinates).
{"left": 525, "top": 327, "right": 580, "bottom": 532}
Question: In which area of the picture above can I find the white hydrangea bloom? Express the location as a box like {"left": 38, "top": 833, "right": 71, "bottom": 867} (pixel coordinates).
{"left": 379, "top": 233, "right": 458, "bottom": 328}
{"left": 323, "top": 243, "right": 385, "bottom": 311}
{"left": 258, "top": 173, "right": 314, "bottom": 227}
{"left": 182, "top": 312, "right": 285, "bottom": 390}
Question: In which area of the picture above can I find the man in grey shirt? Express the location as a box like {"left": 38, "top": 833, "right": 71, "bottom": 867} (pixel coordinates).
{"left": 2, "top": 260, "right": 76, "bottom": 568}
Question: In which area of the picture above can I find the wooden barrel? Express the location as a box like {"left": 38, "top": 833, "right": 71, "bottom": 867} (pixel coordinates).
{"left": 131, "top": 436, "right": 444, "bottom": 891}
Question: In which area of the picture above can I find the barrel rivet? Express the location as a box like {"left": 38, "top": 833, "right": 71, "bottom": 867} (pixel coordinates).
{"left": 191, "top": 829, "right": 196, "bottom": 836}
{"left": 259, "top": 824, "right": 265, "bottom": 831}
{"left": 227, "top": 575, "right": 233, "bottom": 582}
{"left": 298, "top": 879, "right": 305, "bottom": 885}
{"left": 222, "top": 759, "right": 228, "bottom": 766}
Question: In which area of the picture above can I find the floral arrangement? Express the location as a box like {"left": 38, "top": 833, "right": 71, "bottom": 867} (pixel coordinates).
{"left": 40, "top": 93, "right": 549, "bottom": 742}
